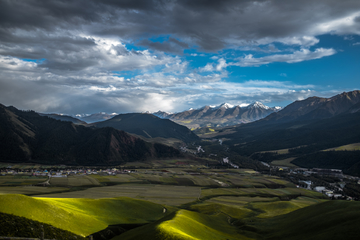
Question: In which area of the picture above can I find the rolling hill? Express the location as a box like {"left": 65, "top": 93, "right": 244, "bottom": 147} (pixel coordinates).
{"left": 0, "top": 194, "right": 174, "bottom": 237}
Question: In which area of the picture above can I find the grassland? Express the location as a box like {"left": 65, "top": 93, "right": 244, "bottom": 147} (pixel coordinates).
{"left": 2, "top": 167, "right": 354, "bottom": 240}
{"left": 323, "top": 142, "right": 360, "bottom": 151}
{"left": 259, "top": 148, "right": 290, "bottom": 155}
{"left": 0, "top": 211, "right": 86, "bottom": 239}
{"left": 113, "top": 209, "right": 252, "bottom": 240}
{"left": 50, "top": 175, "right": 101, "bottom": 187}
{"left": 0, "top": 194, "right": 175, "bottom": 237}
{"left": 0, "top": 175, "right": 47, "bottom": 186}
{"left": 35, "top": 184, "right": 202, "bottom": 206}
{"left": 239, "top": 200, "right": 360, "bottom": 240}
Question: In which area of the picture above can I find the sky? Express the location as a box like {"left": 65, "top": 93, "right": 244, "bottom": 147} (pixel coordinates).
{"left": 0, "top": 0, "right": 360, "bottom": 115}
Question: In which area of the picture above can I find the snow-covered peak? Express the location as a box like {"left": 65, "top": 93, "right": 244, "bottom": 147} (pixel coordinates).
{"left": 239, "top": 103, "right": 250, "bottom": 108}
{"left": 246, "top": 101, "right": 270, "bottom": 110}
{"left": 212, "top": 103, "right": 234, "bottom": 109}
{"left": 152, "top": 110, "right": 171, "bottom": 119}
{"left": 272, "top": 106, "right": 282, "bottom": 111}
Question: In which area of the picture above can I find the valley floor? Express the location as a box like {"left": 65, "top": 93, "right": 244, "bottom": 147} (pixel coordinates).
{"left": 1, "top": 166, "right": 359, "bottom": 239}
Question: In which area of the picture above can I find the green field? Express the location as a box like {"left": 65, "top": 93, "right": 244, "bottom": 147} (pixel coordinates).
{"left": 35, "top": 184, "right": 201, "bottom": 206}
{"left": 114, "top": 209, "right": 251, "bottom": 240}
{"left": 50, "top": 175, "right": 101, "bottom": 187}
{"left": 0, "top": 175, "right": 48, "bottom": 186}
{"left": 2, "top": 167, "right": 358, "bottom": 239}
{"left": 0, "top": 194, "right": 175, "bottom": 237}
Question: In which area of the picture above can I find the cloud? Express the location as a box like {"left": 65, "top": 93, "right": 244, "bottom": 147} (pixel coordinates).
{"left": 0, "top": 0, "right": 359, "bottom": 114}
{"left": 233, "top": 48, "right": 336, "bottom": 67}
{"left": 2, "top": 1, "right": 360, "bottom": 52}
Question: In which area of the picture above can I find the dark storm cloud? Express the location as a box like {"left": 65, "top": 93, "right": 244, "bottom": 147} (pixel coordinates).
{"left": 2, "top": 0, "right": 360, "bottom": 53}
{"left": 137, "top": 37, "right": 189, "bottom": 54}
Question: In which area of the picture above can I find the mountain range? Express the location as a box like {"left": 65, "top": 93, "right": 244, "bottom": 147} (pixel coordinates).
{"left": 154, "top": 102, "right": 281, "bottom": 128}
{"left": 204, "top": 90, "right": 360, "bottom": 175}
{"left": 0, "top": 104, "right": 183, "bottom": 165}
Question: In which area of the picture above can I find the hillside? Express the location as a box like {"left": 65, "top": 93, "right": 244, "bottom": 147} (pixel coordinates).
{"left": 240, "top": 200, "right": 360, "bottom": 240}
{"left": 114, "top": 209, "right": 245, "bottom": 240}
{"left": 262, "top": 90, "right": 360, "bottom": 123}
{"left": 0, "top": 211, "right": 85, "bottom": 239}
{"left": 0, "top": 104, "right": 182, "bottom": 165}
{"left": 113, "top": 200, "right": 360, "bottom": 240}
{"left": 93, "top": 113, "right": 199, "bottom": 143}
{"left": 0, "top": 194, "right": 174, "bottom": 237}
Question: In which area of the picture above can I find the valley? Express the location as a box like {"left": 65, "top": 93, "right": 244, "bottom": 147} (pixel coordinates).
{"left": 1, "top": 90, "right": 360, "bottom": 239}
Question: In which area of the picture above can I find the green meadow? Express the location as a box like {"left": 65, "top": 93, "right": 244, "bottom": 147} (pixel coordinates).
{"left": 0, "top": 168, "right": 359, "bottom": 239}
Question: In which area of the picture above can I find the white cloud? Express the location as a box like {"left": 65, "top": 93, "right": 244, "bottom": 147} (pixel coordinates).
{"left": 233, "top": 48, "right": 336, "bottom": 67}
{"left": 199, "top": 63, "right": 214, "bottom": 72}
{"left": 216, "top": 58, "right": 227, "bottom": 71}
{"left": 314, "top": 11, "right": 360, "bottom": 35}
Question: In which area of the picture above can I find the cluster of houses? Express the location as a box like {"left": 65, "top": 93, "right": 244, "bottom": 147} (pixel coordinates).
{"left": 0, "top": 167, "right": 132, "bottom": 177}
{"left": 298, "top": 180, "right": 348, "bottom": 199}
{"left": 272, "top": 166, "right": 359, "bottom": 200}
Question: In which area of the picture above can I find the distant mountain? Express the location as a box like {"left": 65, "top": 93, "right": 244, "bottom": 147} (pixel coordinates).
{"left": 80, "top": 112, "right": 117, "bottom": 123}
{"left": 159, "top": 102, "right": 281, "bottom": 128}
{"left": 0, "top": 104, "right": 182, "bottom": 165}
{"left": 39, "top": 113, "right": 86, "bottom": 125}
{"left": 92, "top": 113, "right": 199, "bottom": 143}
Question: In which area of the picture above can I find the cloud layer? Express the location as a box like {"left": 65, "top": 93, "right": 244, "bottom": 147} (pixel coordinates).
{"left": 1, "top": 0, "right": 360, "bottom": 114}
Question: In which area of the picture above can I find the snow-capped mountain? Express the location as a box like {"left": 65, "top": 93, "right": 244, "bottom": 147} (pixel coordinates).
{"left": 152, "top": 110, "right": 172, "bottom": 119}
{"left": 155, "top": 101, "right": 281, "bottom": 128}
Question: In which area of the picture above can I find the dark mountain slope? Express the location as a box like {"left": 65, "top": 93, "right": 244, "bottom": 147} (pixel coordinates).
{"left": 0, "top": 105, "right": 182, "bottom": 165}
{"left": 262, "top": 90, "right": 360, "bottom": 123}
{"left": 228, "top": 111, "right": 360, "bottom": 155}
{"left": 93, "top": 113, "right": 199, "bottom": 143}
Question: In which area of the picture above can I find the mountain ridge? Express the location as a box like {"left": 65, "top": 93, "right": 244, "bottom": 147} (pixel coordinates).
{"left": 154, "top": 101, "right": 281, "bottom": 128}
{"left": 0, "top": 105, "right": 183, "bottom": 165}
